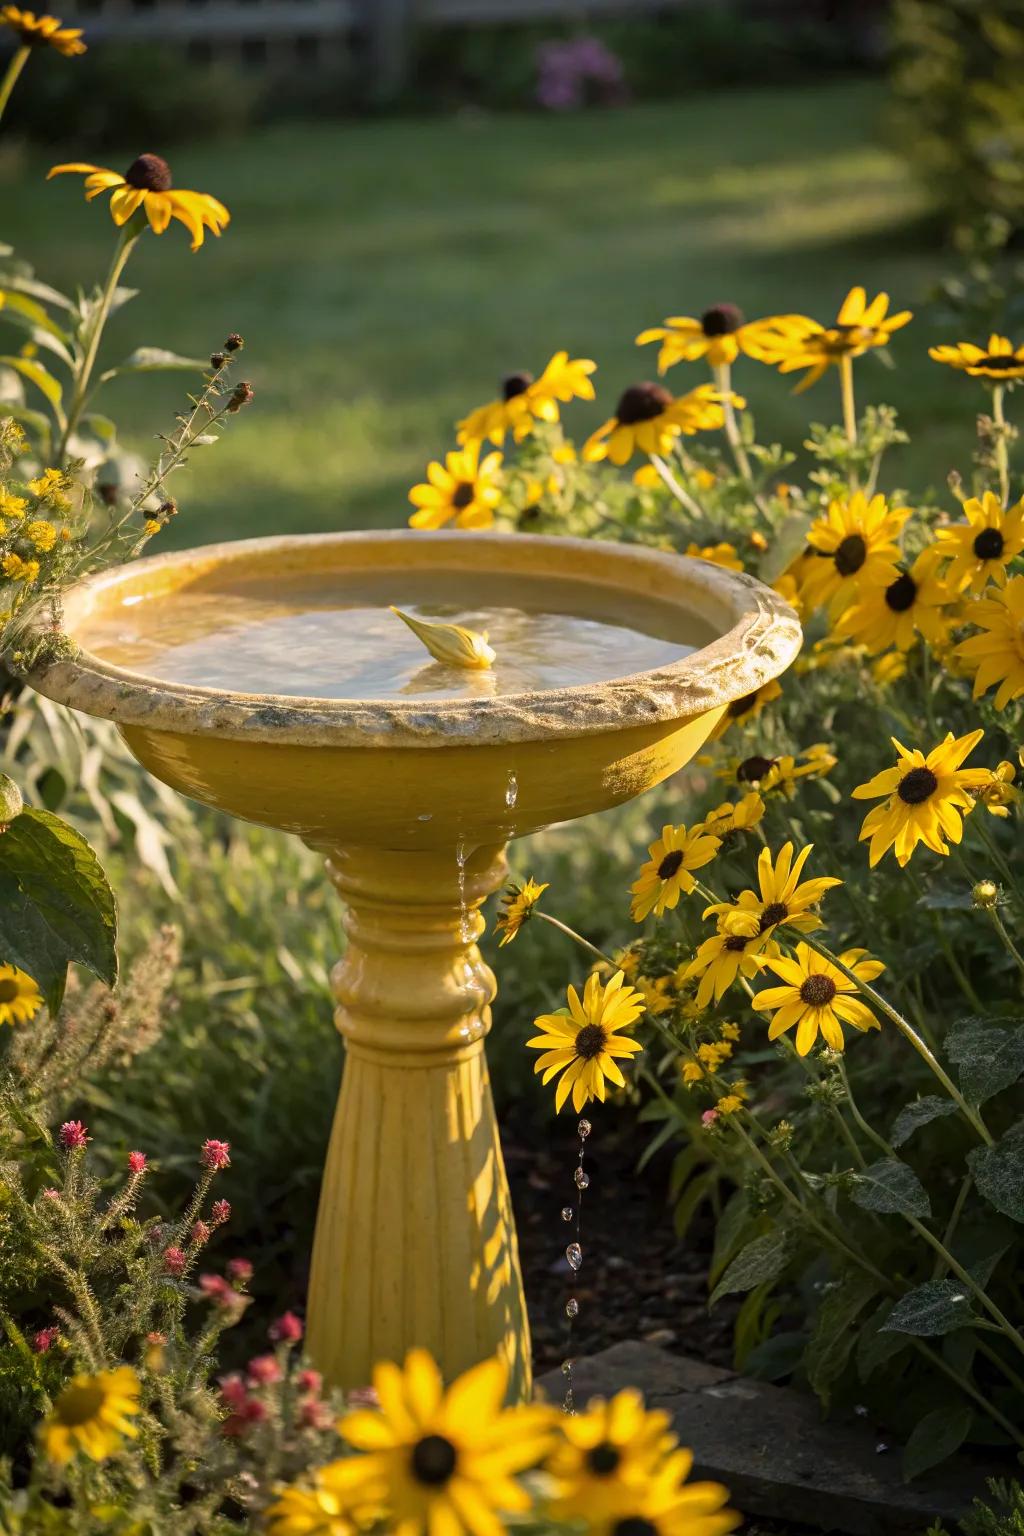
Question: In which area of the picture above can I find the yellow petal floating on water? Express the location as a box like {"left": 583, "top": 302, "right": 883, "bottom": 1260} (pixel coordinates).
{"left": 390, "top": 606, "right": 496, "bottom": 670}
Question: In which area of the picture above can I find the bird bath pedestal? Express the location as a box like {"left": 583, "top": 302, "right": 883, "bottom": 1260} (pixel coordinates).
{"left": 29, "top": 530, "right": 800, "bottom": 1402}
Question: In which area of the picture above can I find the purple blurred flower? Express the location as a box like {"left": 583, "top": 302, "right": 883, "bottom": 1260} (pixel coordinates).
{"left": 536, "top": 36, "right": 627, "bottom": 113}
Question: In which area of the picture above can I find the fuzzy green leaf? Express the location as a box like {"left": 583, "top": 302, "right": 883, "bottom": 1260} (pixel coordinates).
{"left": 967, "top": 1124, "right": 1024, "bottom": 1223}
{"left": 882, "top": 1280, "right": 979, "bottom": 1337}
{"left": 850, "top": 1158, "right": 931, "bottom": 1218}
{"left": 99, "top": 346, "right": 208, "bottom": 383}
{"left": 0, "top": 354, "right": 63, "bottom": 415}
{"left": 858, "top": 1301, "right": 912, "bottom": 1379}
{"left": 806, "top": 1269, "right": 879, "bottom": 1406}
{"left": 902, "top": 1405, "right": 972, "bottom": 1481}
{"left": 890, "top": 1096, "right": 959, "bottom": 1147}
{"left": 946, "top": 1017, "right": 1024, "bottom": 1106}
{"left": 710, "top": 1228, "right": 792, "bottom": 1305}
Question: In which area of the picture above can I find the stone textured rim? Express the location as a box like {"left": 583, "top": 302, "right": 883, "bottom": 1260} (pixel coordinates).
{"left": 27, "top": 530, "right": 802, "bottom": 749}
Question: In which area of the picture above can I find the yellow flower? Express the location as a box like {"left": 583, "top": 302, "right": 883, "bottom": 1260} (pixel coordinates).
{"left": 715, "top": 1089, "right": 747, "bottom": 1115}
{"left": 0, "top": 5, "right": 84, "bottom": 52}
{"left": 799, "top": 492, "right": 909, "bottom": 617}
{"left": 583, "top": 382, "right": 741, "bottom": 466}
{"left": 698, "top": 792, "right": 765, "bottom": 836}
{"left": 337, "top": 1349, "right": 552, "bottom": 1536}
{"left": 630, "top": 823, "right": 722, "bottom": 921}
{"left": 872, "top": 650, "right": 909, "bottom": 686}
{"left": 24, "top": 519, "right": 56, "bottom": 552}
{"left": 755, "top": 286, "right": 912, "bottom": 392}
{"left": 976, "top": 760, "right": 1018, "bottom": 817}
{"left": 48, "top": 155, "right": 229, "bottom": 250}
{"left": 852, "top": 730, "right": 990, "bottom": 867}
{"left": 2, "top": 553, "right": 39, "bottom": 583}
{"left": 578, "top": 1446, "right": 740, "bottom": 1536}
{"left": 708, "top": 678, "right": 782, "bottom": 740}
{"left": 390, "top": 607, "right": 495, "bottom": 670}
{"left": 833, "top": 548, "right": 958, "bottom": 654}
{"left": 956, "top": 575, "right": 1024, "bottom": 709}
{"left": 40, "top": 1366, "right": 141, "bottom": 1464}
{"left": 494, "top": 878, "right": 549, "bottom": 945}
{"left": 0, "top": 964, "right": 42, "bottom": 1026}
{"left": 935, "top": 492, "right": 1024, "bottom": 595}
{"left": 528, "top": 971, "right": 644, "bottom": 1113}
{"left": 697, "top": 1040, "right": 733, "bottom": 1069}
{"left": 722, "top": 1022, "right": 741, "bottom": 1041}
{"left": 144, "top": 518, "right": 161, "bottom": 536}
{"left": 265, "top": 1472, "right": 367, "bottom": 1536}
{"left": 683, "top": 916, "right": 777, "bottom": 1010}
{"left": 681, "top": 1060, "right": 704, "bottom": 1085}
{"left": 753, "top": 943, "right": 883, "bottom": 1055}
{"left": 544, "top": 1388, "right": 676, "bottom": 1522}
{"left": 720, "top": 744, "right": 837, "bottom": 797}
{"left": 636, "top": 974, "right": 675, "bottom": 1017}
{"left": 929, "top": 335, "right": 1024, "bottom": 381}
{"left": 636, "top": 302, "right": 789, "bottom": 372}
{"left": 705, "top": 841, "right": 841, "bottom": 940}
{"left": 457, "top": 352, "right": 596, "bottom": 447}
{"left": 552, "top": 441, "right": 577, "bottom": 465}
{"left": 633, "top": 463, "right": 662, "bottom": 490}
{"left": 27, "top": 467, "right": 64, "bottom": 497}
{"left": 0, "top": 492, "right": 27, "bottom": 518}
{"left": 684, "top": 541, "right": 743, "bottom": 572}
{"left": 408, "top": 441, "right": 503, "bottom": 531}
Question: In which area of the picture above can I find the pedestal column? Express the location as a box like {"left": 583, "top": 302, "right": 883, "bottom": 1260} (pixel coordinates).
{"left": 305, "top": 840, "right": 531, "bottom": 1401}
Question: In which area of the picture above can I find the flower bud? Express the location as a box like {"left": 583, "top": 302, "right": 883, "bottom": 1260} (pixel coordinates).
{"left": 973, "top": 879, "right": 999, "bottom": 909}
{"left": 0, "top": 774, "right": 23, "bottom": 830}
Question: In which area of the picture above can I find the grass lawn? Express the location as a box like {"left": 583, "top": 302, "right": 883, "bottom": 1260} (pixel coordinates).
{"left": 2, "top": 78, "right": 971, "bottom": 547}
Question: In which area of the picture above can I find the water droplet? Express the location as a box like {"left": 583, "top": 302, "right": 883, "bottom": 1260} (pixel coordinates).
{"left": 566, "top": 1243, "right": 582, "bottom": 1270}
{"left": 565, "top": 1297, "right": 579, "bottom": 1318}
{"left": 561, "top": 1358, "right": 573, "bottom": 1375}
{"left": 561, "top": 1205, "right": 574, "bottom": 1222}
{"left": 505, "top": 771, "right": 518, "bottom": 809}
{"left": 563, "top": 1392, "right": 575, "bottom": 1413}
{"left": 574, "top": 1167, "right": 590, "bottom": 1190}
{"left": 578, "top": 1118, "right": 592, "bottom": 1139}
{"left": 417, "top": 813, "right": 432, "bottom": 822}
{"left": 854, "top": 1404, "right": 867, "bottom": 1418}
{"left": 875, "top": 1443, "right": 889, "bottom": 1455}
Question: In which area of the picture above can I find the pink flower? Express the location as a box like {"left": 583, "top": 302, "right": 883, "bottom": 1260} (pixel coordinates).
{"left": 163, "top": 1245, "right": 186, "bottom": 1276}
{"left": 211, "top": 1199, "right": 231, "bottom": 1225}
{"left": 297, "top": 1368, "right": 322, "bottom": 1396}
{"left": 146, "top": 1331, "right": 166, "bottom": 1345}
{"left": 247, "top": 1354, "right": 282, "bottom": 1386}
{"left": 59, "top": 1121, "right": 90, "bottom": 1151}
{"left": 345, "top": 1384, "right": 380, "bottom": 1410}
{"left": 269, "top": 1311, "right": 303, "bottom": 1344}
{"left": 190, "top": 1220, "right": 211, "bottom": 1247}
{"left": 199, "top": 1273, "right": 233, "bottom": 1304}
{"left": 226, "top": 1257, "right": 252, "bottom": 1284}
{"left": 201, "top": 1139, "right": 231, "bottom": 1171}
{"left": 33, "top": 1327, "right": 59, "bottom": 1353}
{"left": 219, "top": 1372, "right": 249, "bottom": 1410}
{"left": 300, "top": 1398, "right": 333, "bottom": 1430}
{"left": 40, "top": 1188, "right": 60, "bottom": 1202}
{"left": 127, "top": 1150, "right": 148, "bottom": 1173}
{"left": 702, "top": 1108, "right": 720, "bottom": 1127}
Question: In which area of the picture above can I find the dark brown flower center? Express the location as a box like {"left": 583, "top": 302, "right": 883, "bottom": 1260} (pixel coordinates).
{"left": 124, "top": 153, "right": 172, "bottom": 192}
{"left": 657, "top": 849, "right": 684, "bottom": 880}
{"left": 451, "top": 482, "right": 475, "bottom": 509}
{"left": 973, "top": 527, "right": 1005, "bottom": 560}
{"left": 502, "top": 370, "right": 533, "bottom": 401}
{"left": 613, "top": 1522, "right": 659, "bottom": 1536}
{"left": 701, "top": 303, "right": 744, "bottom": 337}
{"left": 586, "top": 1441, "right": 622, "bottom": 1476}
{"left": 728, "top": 691, "right": 757, "bottom": 717}
{"left": 723, "top": 934, "right": 749, "bottom": 952}
{"left": 57, "top": 1382, "right": 106, "bottom": 1427}
{"left": 737, "top": 755, "right": 776, "bottom": 784}
{"left": 759, "top": 902, "right": 788, "bottom": 931}
{"left": 616, "top": 382, "right": 672, "bottom": 425}
{"left": 799, "top": 973, "right": 836, "bottom": 1007}
{"left": 979, "top": 355, "right": 1022, "bottom": 372}
{"left": 575, "top": 1023, "right": 607, "bottom": 1060}
{"left": 833, "top": 533, "right": 867, "bottom": 576}
{"left": 0, "top": 979, "right": 18, "bottom": 1003}
{"left": 897, "top": 766, "right": 938, "bottom": 804}
{"left": 884, "top": 572, "right": 917, "bottom": 613}
{"left": 410, "top": 1434, "right": 457, "bottom": 1486}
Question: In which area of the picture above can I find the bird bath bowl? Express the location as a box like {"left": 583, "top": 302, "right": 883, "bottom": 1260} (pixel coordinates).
{"left": 28, "top": 529, "right": 801, "bottom": 1401}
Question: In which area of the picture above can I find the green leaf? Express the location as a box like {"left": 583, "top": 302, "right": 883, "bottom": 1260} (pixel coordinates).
{"left": 858, "top": 1301, "right": 912, "bottom": 1379}
{"left": 710, "top": 1228, "right": 792, "bottom": 1305}
{"left": 0, "top": 355, "right": 63, "bottom": 416}
{"left": 0, "top": 289, "right": 71, "bottom": 343}
{"left": 946, "top": 1016, "right": 1024, "bottom": 1106}
{"left": 890, "top": 1096, "right": 959, "bottom": 1148}
{"left": 882, "top": 1280, "right": 979, "bottom": 1337}
{"left": 709, "top": 1188, "right": 756, "bottom": 1287}
{"left": 0, "top": 273, "right": 74, "bottom": 311}
{"left": 850, "top": 1158, "right": 931, "bottom": 1218}
{"left": 0, "top": 808, "right": 117, "bottom": 1011}
{"left": 902, "top": 1405, "right": 972, "bottom": 1481}
{"left": 99, "top": 346, "right": 208, "bottom": 383}
{"left": 967, "top": 1124, "right": 1024, "bottom": 1222}
{"left": 805, "top": 1269, "right": 879, "bottom": 1406}
{"left": 759, "top": 509, "right": 812, "bottom": 583}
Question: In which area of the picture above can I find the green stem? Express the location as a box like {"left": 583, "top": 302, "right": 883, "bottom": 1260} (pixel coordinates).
{"left": 931, "top": 911, "right": 985, "bottom": 1014}
{"left": 992, "top": 384, "right": 1010, "bottom": 506}
{"left": 0, "top": 45, "right": 29, "bottom": 125}
{"left": 535, "top": 909, "right": 617, "bottom": 970}
{"left": 58, "top": 229, "right": 139, "bottom": 461}
{"left": 970, "top": 813, "right": 1022, "bottom": 908}
{"left": 840, "top": 355, "right": 857, "bottom": 448}
{"left": 713, "top": 361, "right": 752, "bottom": 481}
{"left": 649, "top": 453, "right": 704, "bottom": 520}
{"left": 988, "top": 905, "right": 1024, "bottom": 980}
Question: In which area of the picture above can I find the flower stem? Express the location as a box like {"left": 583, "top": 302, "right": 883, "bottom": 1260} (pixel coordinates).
{"left": 840, "top": 355, "right": 857, "bottom": 447}
{"left": 535, "top": 910, "right": 617, "bottom": 970}
{"left": 987, "top": 904, "right": 1024, "bottom": 979}
{"left": 648, "top": 453, "right": 705, "bottom": 519}
{"left": 0, "top": 46, "right": 29, "bottom": 126}
{"left": 58, "top": 229, "right": 139, "bottom": 461}
{"left": 713, "top": 362, "right": 751, "bottom": 480}
{"left": 992, "top": 384, "right": 1010, "bottom": 505}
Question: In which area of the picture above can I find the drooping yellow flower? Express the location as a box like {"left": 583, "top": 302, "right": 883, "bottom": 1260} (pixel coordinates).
{"left": 583, "top": 382, "right": 741, "bottom": 466}
{"left": 708, "top": 677, "right": 782, "bottom": 740}
{"left": 48, "top": 155, "right": 229, "bottom": 250}
{"left": 408, "top": 441, "right": 503, "bottom": 531}
{"left": 852, "top": 730, "right": 990, "bottom": 867}
{"left": 577, "top": 1446, "right": 740, "bottom": 1536}
{"left": 0, "top": 6, "right": 84, "bottom": 53}
{"left": 0, "top": 964, "right": 42, "bottom": 1026}
{"left": 929, "top": 335, "right": 1024, "bottom": 381}
{"left": 635, "top": 303, "right": 790, "bottom": 372}
{"left": 833, "top": 548, "right": 959, "bottom": 654}
{"left": 528, "top": 970, "right": 644, "bottom": 1113}
{"left": 684, "top": 541, "right": 744, "bottom": 572}
{"left": 721, "top": 744, "right": 837, "bottom": 797}
{"left": 457, "top": 351, "right": 596, "bottom": 447}
{"left": 337, "top": 1349, "right": 552, "bottom": 1536}
{"left": 265, "top": 1467, "right": 370, "bottom": 1536}
{"left": 544, "top": 1388, "right": 676, "bottom": 1522}
{"left": 956, "top": 575, "right": 1024, "bottom": 709}
{"left": 681, "top": 1058, "right": 704, "bottom": 1085}
{"left": 40, "top": 1366, "right": 141, "bottom": 1464}
{"left": 705, "top": 842, "right": 841, "bottom": 940}
{"left": 799, "top": 491, "right": 910, "bottom": 617}
{"left": 753, "top": 943, "right": 883, "bottom": 1055}
{"left": 935, "top": 492, "right": 1024, "bottom": 595}
{"left": 390, "top": 607, "right": 495, "bottom": 670}
{"left": 494, "top": 878, "right": 549, "bottom": 945}
{"left": 2, "top": 552, "right": 39, "bottom": 583}
{"left": 755, "top": 286, "right": 912, "bottom": 392}
{"left": 976, "top": 761, "right": 1019, "bottom": 817}
{"left": 24, "top": 519, "right": 56, "bottom": 552}
{"left": 635, "top": 974, "right": 674, "bottom": 1017}
{"left": 630, "top": 823, "right": 721, "bottom": 921}
{"left": 683, "top": 915, "right": 777, "bottom": 1010}
{"left": 698, "top": 792, "right": 765, "bottom": 837}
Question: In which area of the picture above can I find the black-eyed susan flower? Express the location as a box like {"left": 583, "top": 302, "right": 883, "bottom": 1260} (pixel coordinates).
{"left": 635, "top": 302, "right": 786, "bottom": 372}
{"left": 47, "top": 155, "right": 229, "bottom": 250}
{"left": 528, "top": 971, "right": 644, "bottom": 1113}
{"left": 583, "top": 382, "right": 739, "bottom": 466}
{"left": 630, "top": 823, "right": 721, "bottom": 921}
{"left": 265, "top": 1467, "right": 371, "bottom": 1536}
{"left": 929, "top": 335, "right": 1024, "bottom": 381}
{"left": 798, "top": 491, "right": 909, "bottom": 617}
{"left": 708, "top": 677, "right": 782, "bottom": 740}
{"left": 408, "top": 441, "right": 503, "bottom": 531}
{"left": 698, "top": 792, "right": 765, "bottom": 837}
{"left": 956, "top": 575, "right": 1024, "bottom": 709}
{"left": 0, "top": 6, "right": 84, "bottom": 53}
{"left": 852, "top": 730, "right": 990, "bottom": 867}
{"left": 494, "top": 878, "right": 548, "bottom": 945}
{"left": 544, "top": 1388, "right": 675, "bottom": 1522}
{"left": 337, "top": 1349, "right": 553, "bottom": 1536}
{"left": 705, "top": 841, "right": 841, "bottom": 940}
{"left": 833, "top": 548, "right": 959, "bottom": 654}
{"left": 457, "top": 351, "right": 596, "bottom": 447}
{"left": 0, "top": 963, "right": 41, "bottom": 1026}
{"left": 577, "top": 1446, "right": 740, "bottom": 1536}
{"left": 975, "top": 760, "right": 1019, "bottom": 818}
{"left": 720, "top": 744, "right": 837, "bottom": 796}
{"left": 40, "top": 1366, "right": 141, "bottom": 1463}
{"left": 684, "top": 540, "right": 744, "bottom": 571}
{"left": 935, "top": 491, "right": 1024, "bottom": 595}
{"left": 682, "top": 914, "right": 777, "bottom": 1010}
{"left": 755, "top": 286, "right": 912, "bottom": 392}
{"left": 752, "top": 944, "right": 883, "bottom": 1055}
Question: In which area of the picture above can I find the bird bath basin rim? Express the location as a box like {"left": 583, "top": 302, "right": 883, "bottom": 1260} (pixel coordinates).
{"left": 27, "top": 529, "right": 801, "bottom": 750}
